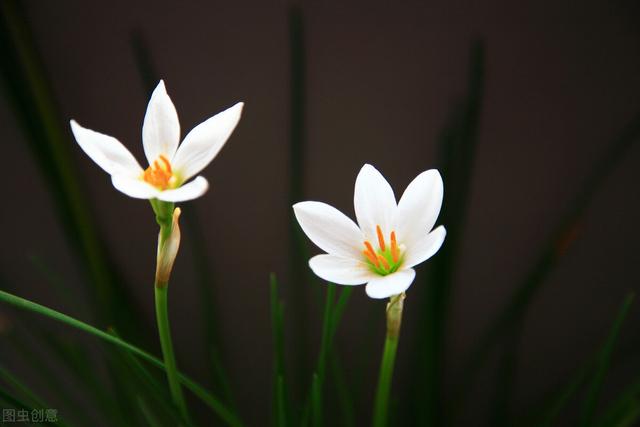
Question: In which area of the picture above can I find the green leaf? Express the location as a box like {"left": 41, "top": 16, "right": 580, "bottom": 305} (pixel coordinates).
{"left": 0, "top": 288, "right": 243, "bottom": 427}
{"left": 580, "top": 292, "right": 635, "bottom": 426}
{"left": 453, "top": 109, "right": 640, "bottom": 420}
{"left": 311, "top": 373, "right": 321, "bottom": 427}
{"left": 0, "top": 0, "right": 140, "bottom": 334}
{"left": 270, "top": 274, "right": 289, "bottom": 427}
{"left": 416, "top": 40, "right": 485, "bottom": 427}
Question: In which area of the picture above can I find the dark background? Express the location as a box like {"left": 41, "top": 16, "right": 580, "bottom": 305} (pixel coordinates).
{"left": 1, "top": 0, "right": 640, "bottom": 426}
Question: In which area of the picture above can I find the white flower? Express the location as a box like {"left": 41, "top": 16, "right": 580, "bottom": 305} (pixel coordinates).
{"left": 293, "top": 164, "right": 446, "bottom": 299}
{"left": 70, "top": 80, "right": 243, "bottom": 202}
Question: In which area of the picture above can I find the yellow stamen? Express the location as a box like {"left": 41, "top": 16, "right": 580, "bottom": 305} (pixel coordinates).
{"left": 377, "top": 254, "right": 390, "bottom": 270}
{"left": 391, "top": 231, "right": 399, "bottom": 263}
{"left": 142, "top": 155, "right": 173, "bottom": 190}
{"left": 158, "top": 155, "right": 172, "bottom": 173}
{"left": 376, "top": 225, "right": 386, "bottom": 252}
{"left": 364, "top": 241, "right": 379, "bottom": 267}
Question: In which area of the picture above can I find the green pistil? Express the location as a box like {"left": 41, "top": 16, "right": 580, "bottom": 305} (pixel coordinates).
{"left": 365, "top": 247, "right": 403, "bottom": 276}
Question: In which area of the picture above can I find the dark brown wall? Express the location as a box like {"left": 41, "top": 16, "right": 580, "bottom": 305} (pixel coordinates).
{"left": 1, "top": 0, "right": 639, "bottom": 425}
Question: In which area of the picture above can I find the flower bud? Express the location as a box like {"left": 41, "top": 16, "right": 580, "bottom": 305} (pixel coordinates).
{"left": 386, "top": 292, "right": 405, "bottom": 339}
{"left": 155, "top": 208, "right": 181, "bottom": 287}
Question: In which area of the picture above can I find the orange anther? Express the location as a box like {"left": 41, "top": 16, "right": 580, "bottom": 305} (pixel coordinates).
{"left": 142, "top": 156, "right": 173, "bottom": 190}
{"left": 390, "top": 231, "right": 399, "bottom": 263}
{"left": 158, "top": 155, "right": 172, "bottom": 173}
{"left": 363, "top": 249, "right": 379, "bottom": 266}
{"left": 376, "top": 225, "right": 386, "bottom": 252}
{"left": 363, "top": 240, "right": 379, "bottom": 265}
{"left": 377, "top": 254, "right": 390, "bottom": 270}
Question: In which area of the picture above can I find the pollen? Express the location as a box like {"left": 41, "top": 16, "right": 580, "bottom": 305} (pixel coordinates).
{"left": 142, "top": 155, "right": 174, "bottom": 190}
{"left": 362, "top": 225, "right": 403, "bottom": 276}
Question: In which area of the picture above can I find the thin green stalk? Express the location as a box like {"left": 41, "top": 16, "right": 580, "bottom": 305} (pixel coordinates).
{"left": 155, "top": 280, "right": 189, "bottom": 422}
{"left": 288, "top": 5, "right": 311, "bottom": 396}
{"left": 311, "top": 373, "right": 321, "bottom": 427}
{"left": 580, "top": 292, "right": 634, "bottom": 426}
{"left": 311, "top": 284, "right": 336, "bottom": 426}
{"left": 592, "top": 375, "right": 640, "bottom": 427}
{"left": 270, "top": 274, "right": 289, "bottom": 427}
{"left": 109, "top": 328, "right": 185, "bottom": 425}
{"left": 0, "top": 0, "right": 140, "bottom": 333}
{"left": 0, "top": 369, "right": 69, "bottom": 427}
{"left": 137, "top": 396, "right": 162, "bottom": 427}
{"left": 0, "top": 386, "right": 65, "bottom": 427}
{"left": 317, "top": 284, "right": 336, "bottom": 386}
{"left": 0, "top": 365, "right": 48, "bottom": 410}
{"left": 0, "top": 288, "right": 243, "bottom": 427}
{"left": 131, "top": 32, "right": 232, "bottom": 405}
{"left": 452, "top": 111, "right": 640, "bottom": 422}
{"left": 418, "top": 40, "right": 485, "bottom": 427}
{"left": 276, "top": 375, "right": 287, "bottom": 427}
{"left": 331, "top": 350, "right": 356, "bottom": 427}
{"left": 152, "top": 205, "right": 189, "bottom": 422}
{"left": 329, "top": 287, "right": 353, "bottom": 342}
{"left": 372, "top": 293, "right": 405, "bottom": 427}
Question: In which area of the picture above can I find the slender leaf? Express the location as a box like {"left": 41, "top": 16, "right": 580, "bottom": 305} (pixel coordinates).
{"left": 0, "top": 288, "right": 243, "bottom": 427}
{"left": 311, "top": 373, "right": 321, "bottom": 427}
{"left": 453, "top": 111, "right": 640, "bottom": 418}
{"left": 330, "top": 351, "right": 355, "bottom": 427}
{"left": 0, "top": 0, "right": 140, "bottom": 333}
{"left": 417, "top": 40, "right": 485, "bottom": 426}
{"left": 580, "top": 292, "right": 634, "bottom": 426}
{"left": 288, "top": 5, "right": 312, "bottom": 395}
{"left": 271, "top": 274, "right": 289, "bottom": 427}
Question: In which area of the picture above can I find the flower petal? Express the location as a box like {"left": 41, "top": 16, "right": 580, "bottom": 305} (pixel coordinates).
{"left": 365, "top": 269, "right": 416, "bottom": 299}
{"left": 354, "top": 164, "right": 397, "bottom": 243}
{"left": 142, "top": 80, "right": 181, "bottom": 165}
{"left": 309, "top": 254, "right": 376, "bottom": 285}
{"left": 70, "top": 120, "right": 142, "bottom": 176}
{"left": 403, "top": 226, "right": 446, "bottom": 269}
{"left": 293, "top": 201, "right": 364, "bottom": 259}
{"left": 111, "top": 175, "right": 159, "bottom": 199}
{"left": 172, "top": 102, "right": 243, "bottom": 182}
{"left": 394, "top": 169, "right": 443, "bottom": 249}
{"left": 156, "top": 176, "right": 209, "bottom": 202}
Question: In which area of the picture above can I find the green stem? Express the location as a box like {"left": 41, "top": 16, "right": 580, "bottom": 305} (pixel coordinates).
{"left": 372, "top": 293, "right": 405, "bottom": 427}
{"left": 151, "top": 205, "right": 188, "bottom": 421}
{"left": 155, "top": 286, "right": 189, "bottom": 421}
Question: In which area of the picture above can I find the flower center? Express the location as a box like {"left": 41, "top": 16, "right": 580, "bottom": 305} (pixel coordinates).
{"left": 142, "top": 155, "right": 176, "bottom": 190}
{"left": 362, "top": 225, "right": 403, "bottom": 276}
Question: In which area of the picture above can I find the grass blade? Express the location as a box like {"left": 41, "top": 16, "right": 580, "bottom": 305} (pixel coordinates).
{"left": 453, "top": 111, "right": 640, "bottom": 418}
{"left": 271, "top": 274, "right": 289, "bottom": 427}
{"left": 288, "top": 5, "right": 312, "bottom": 395}
{"left": 0, "top": 288, "right": 243, "bottom": 427}
{"left": 416, "top": 40, "right": 485, "bottom": 426}
{"left": 137, "top": 396, "right": 162, "bottom": 427}
{"left": 330, "top": 351, "right": 355, "bottom": 427}
{"left": 580, "top": 292, "right": 634, "bottom": 426}
{"left": 310, "top": 373, "right": 321, "bottom": 427}
{"left": 0, "top": 386, "right": 66, "bottom": 427}
{"left": 108, "top": 328, "right": 186, "bottom": 426}
{"left": 0, "top": 0, "right": 140, "bottom": 333}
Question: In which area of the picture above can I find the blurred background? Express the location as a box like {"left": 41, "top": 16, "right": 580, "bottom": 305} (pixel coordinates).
{"left": 1, "top": 0, "right": 639, "bottom": 426}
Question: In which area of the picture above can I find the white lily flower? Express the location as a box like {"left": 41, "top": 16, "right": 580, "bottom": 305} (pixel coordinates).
{"left": 293, "top": 164, "right": 446, "bottom": 299}
{"left": 70, "top": 80, "right": 243, "bottom": 202}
